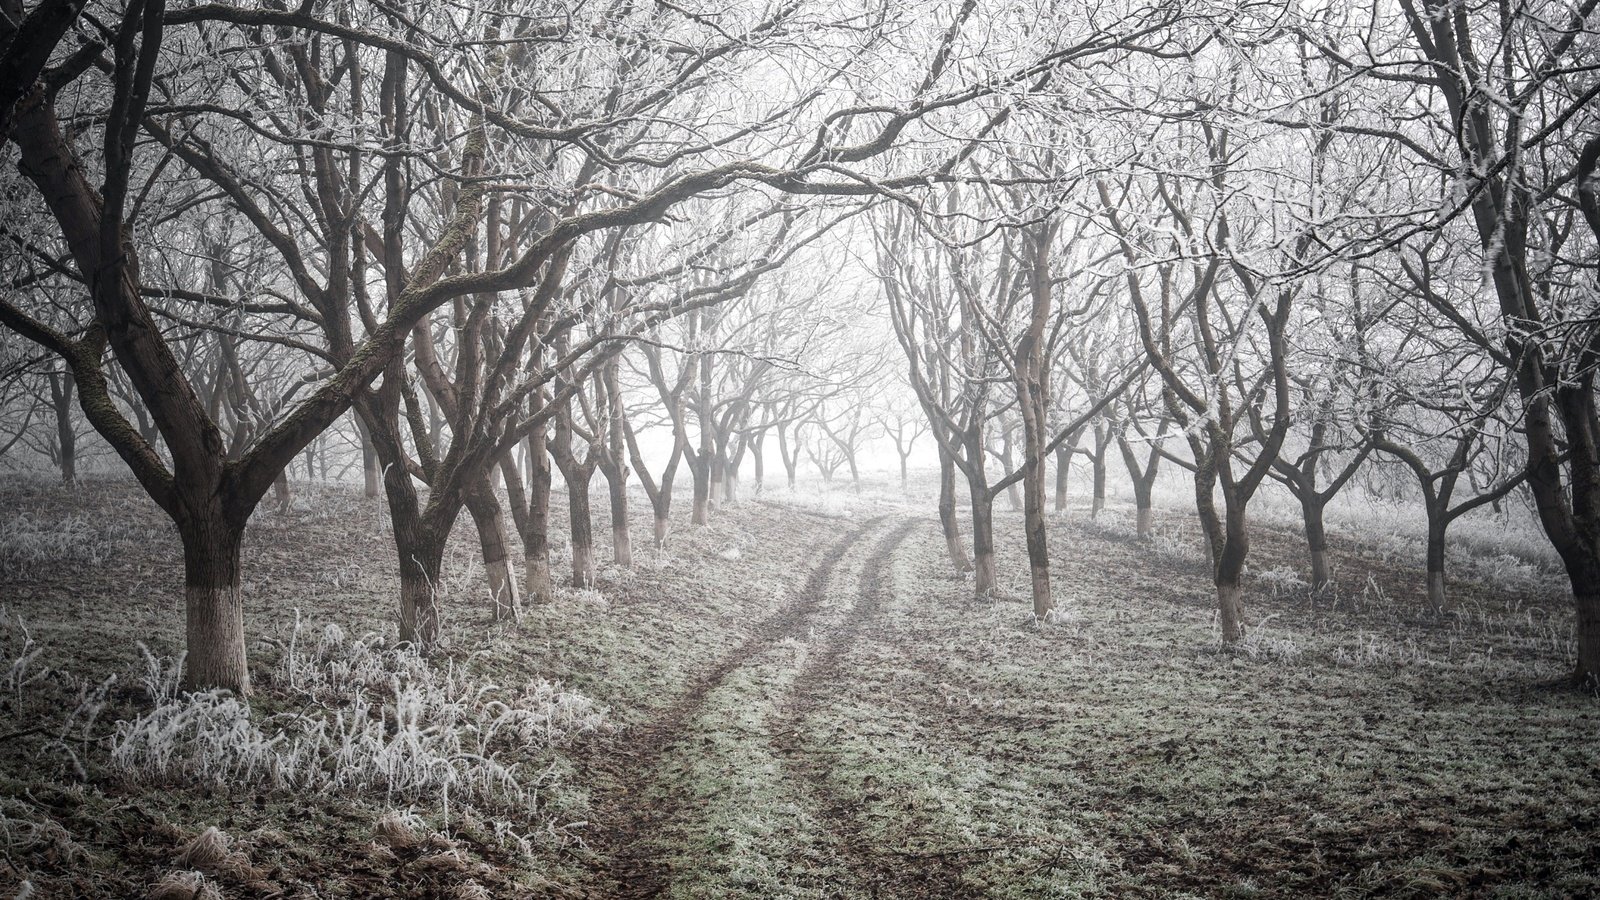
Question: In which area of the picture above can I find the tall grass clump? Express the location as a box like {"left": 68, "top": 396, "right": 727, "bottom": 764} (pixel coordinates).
{"left": 110, "top": 616, "right": 609, "bottom": 824}
{"left": 0, "top": 515, "right": 107, "bottom": 579}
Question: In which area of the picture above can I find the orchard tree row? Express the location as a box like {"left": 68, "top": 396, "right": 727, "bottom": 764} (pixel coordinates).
{"left": 3, "top": 0, "right": 1599, "bottom": 688}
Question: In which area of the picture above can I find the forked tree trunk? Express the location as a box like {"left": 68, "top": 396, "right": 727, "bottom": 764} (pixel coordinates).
{"left": 652, "top": 511, "right": 670, "bottom": 549}
{"left": 179, "top": 518, "right": 249, "bottom": 694}
{"left": 358, "top": 391, "right": 447, "bottom": 651}
{"left": 466, "top": 483, "right": 520, "bottom": 622}
{"left": 938, "top": 451, "right": 972, "bottom": 574}
{"left": 371, "top": 393, "right": 453, "bottom": 653}
{"left": 1117, "top": 423, "right": 1167, "bottom": 541}
{"left": 776, "top": 424, "right": 800, "bottom": 489}
{"left": 49, "top": 371, "right": 75, "bottom": 487}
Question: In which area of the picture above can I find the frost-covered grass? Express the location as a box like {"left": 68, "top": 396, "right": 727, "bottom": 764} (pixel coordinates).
{"left": 2, "top": 476, "right": 1595, "bottom": 898}
{"left": 0, "top": 514, "right": 128, "bottom": 579}
{"left": 110, "top": 622, "right": 608, "bottom": 821}
{"left": 609, "top": 503, "right": 1592, "bottom": 898}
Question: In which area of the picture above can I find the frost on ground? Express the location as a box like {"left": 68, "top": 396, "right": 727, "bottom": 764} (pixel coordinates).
{"left": 0, "top": 481, "right": 1596, "bottom": 898}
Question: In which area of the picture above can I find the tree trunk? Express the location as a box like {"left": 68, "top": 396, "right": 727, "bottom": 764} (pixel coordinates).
{"left": 569, "top": 474, "right": 597, "bottom": 588}
{"left": 1425, "top": 519, "right": 1447, "bottom": 614}
{"left": 969, "top": 482, "right": 996, "bottom": 598}
{"left": 607, "top": 466, "right": 632, "bottom": 568}
{"left": 1000, "top": 435, "right": 1021, "bottom": 512}
{"left": 524, "top": 424, "right": 554, "bottom": 603}
{"left": 179, "top": 519, "right": 250, "bottom": 694}
{"left": 1091, "top": 427, "right": 1109, "bottom": 519}
{"left": 396, "top": 525, "right": 445, "bottom": 652}
{"left": 1575, "top": 590, "right": 1600, "bottom": 687}
{"left": 1053, "top": 445, "right": 1071, "bottom": 513}
{"left": 1020, "top": 444, "right": 1051, "bottom": 619}
{"left": 776, "top": 424, "right": 799, "bottom": 489}
{"left": 691, "top": 457, "right": 711, "bottom": 525}
{"left": 752, "top": 435, "right": 766, "bottom": 494}
{"left": 1216, "top": 506, "right": 1249, "bottom": 645}
{"left": 49, "top": 371, "right": 75, "bottom": 487}
{"left": 1304, "top": 496, "right": 1330, "bottom": 590}
{"left": 1117, "top": 425, "right": 1166, "bottom": 541}
{"left": 466, "top": 483, "right": 520, "bottom": 622}
{"left": 600, "top": 360, "right": 632, "bottom": 568}
{"left": 1131, "top": 474, "right": 1155, "bottom": 541}
{"left": 273, "top": 470, "right": 291, "bottom": 514}
{"left": 358, "top": 391, "right": 445, "bottom": 651}
{"left": 357, "top": 418, "right": 380, "bottom": 498}
{"left": 1193, "top": 444, "right": 1224, "bottom": 569}
{"left": 653, "top": 514, "right": 670, "bottom": 549}
{"left": 1216, "top": 579, "right": 1245, "bottom": 646}
{"left": 938, "top": 450, "right": 972, "bottom": 574}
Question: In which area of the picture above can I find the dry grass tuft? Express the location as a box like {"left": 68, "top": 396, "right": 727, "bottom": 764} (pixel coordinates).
{"left": 172, "top": 826, "right": 257, "bottom": 881}
{"left": 173, "top": 827, "right": 229, "bottom": 870}
{"left": 146, "top": 870, "right": 221, "bottom": 900}
{"left": 413, "top": 849, "right": 469, "bottom": 873}
{"left": 374, "top": 811, "right": 420, "bottom": 849}
{"left": 449, "top": 881, "right": 492, "bottom": 900}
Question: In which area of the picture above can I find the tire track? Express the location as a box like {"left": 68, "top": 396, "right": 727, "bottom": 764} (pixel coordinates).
{"left": 592, "top": 514, "right": 886, "bottom": 898}
{"left": 770, "top": 517, "right": 985, "bottom": 899}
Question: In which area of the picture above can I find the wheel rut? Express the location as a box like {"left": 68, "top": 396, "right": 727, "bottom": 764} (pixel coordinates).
{"left": 590, "top": 514, "right": 886, "bottom": 898}
{"left": 769, "top": 517, "right": 983, "bottom": 899}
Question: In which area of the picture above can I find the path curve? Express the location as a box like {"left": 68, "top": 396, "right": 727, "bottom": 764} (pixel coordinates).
{"left": 592, "top": 514, "right": 886, "bottom": 898}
